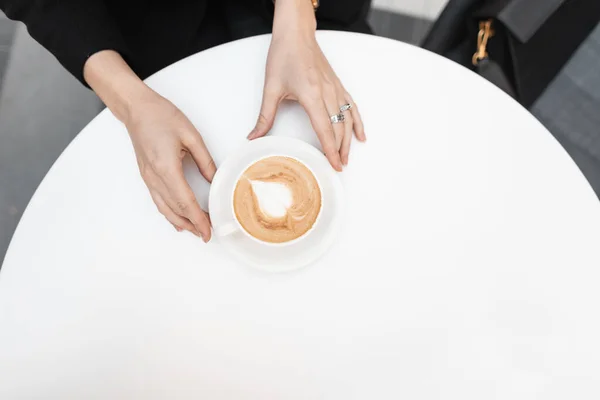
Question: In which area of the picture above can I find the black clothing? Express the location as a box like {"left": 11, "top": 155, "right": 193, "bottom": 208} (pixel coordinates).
{"left": 0, "top": 0, "right": 371, "bottom": 85}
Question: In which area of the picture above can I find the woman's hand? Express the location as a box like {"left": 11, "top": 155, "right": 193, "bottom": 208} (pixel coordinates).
{"left": 126, "top": 91, "right": 216, "bottom": 241}
{"left": 84, "top": 50, "right": 215, "bottom": 241}
{"left": 248, "top": 0, "right": 366, "bottom": 170}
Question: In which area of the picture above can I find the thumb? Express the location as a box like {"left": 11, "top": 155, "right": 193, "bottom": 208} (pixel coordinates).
{"left": 248, "top": 86, "right": 281, "bottom": 140}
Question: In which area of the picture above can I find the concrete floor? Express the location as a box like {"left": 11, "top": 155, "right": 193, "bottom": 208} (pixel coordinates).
{"left": 0, "top": 10, "right": 599, "bottom": 265}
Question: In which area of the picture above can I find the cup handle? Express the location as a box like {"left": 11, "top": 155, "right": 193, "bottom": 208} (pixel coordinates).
{"left": 214, "top": 221, "right": 239, "bottom": 237}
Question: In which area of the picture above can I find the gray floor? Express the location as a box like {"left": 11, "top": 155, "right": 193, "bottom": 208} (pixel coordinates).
{"left": 532, "top": 24, "right": 600, "bottom": 196}
{"left": 0, "top": 10, "right": 599, "bottom": 265}
{"left": 0, "top": 13, "right": 15, "bottom": 87}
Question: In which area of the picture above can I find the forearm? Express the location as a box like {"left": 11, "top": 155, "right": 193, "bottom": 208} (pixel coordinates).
{"left": 83, "top": 50, "right": 152, "bottom": 124}
{"left": 272, "top": 0, "right": 317, "bottom": 37}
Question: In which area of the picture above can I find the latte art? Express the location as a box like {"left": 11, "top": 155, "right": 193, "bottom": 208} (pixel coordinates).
{"left": 248, "top": 180, "right": 293, "bottom": 218}
{"left": 233, "top": 156, "right": 322, "bottom": 243}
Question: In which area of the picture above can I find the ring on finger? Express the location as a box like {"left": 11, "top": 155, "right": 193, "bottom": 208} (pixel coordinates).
{"left": 339, "top": 103, "right": 352, "bottom": 113}
{"left": 330, "top": 113, "right": 345, "bottom": 124}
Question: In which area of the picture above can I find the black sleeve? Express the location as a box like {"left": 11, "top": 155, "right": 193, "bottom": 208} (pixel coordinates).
{"left": 0, "top": 0, "right": 130, "bottom": 86}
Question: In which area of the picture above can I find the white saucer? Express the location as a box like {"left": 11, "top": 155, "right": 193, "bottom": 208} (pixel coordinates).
{"left": 208, "top": 137, "right": 344, "bottom": 272}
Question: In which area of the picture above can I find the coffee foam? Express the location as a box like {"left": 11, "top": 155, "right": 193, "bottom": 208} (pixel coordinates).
{"left": 249, "top": 180, "right": 293, "bottom": 218}
{"left": 233, "top": 156, "right": 322, "bottom": 244}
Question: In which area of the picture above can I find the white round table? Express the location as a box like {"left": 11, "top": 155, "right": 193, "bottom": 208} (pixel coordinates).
{"left": 2, "top": 32, "right": 600, "bottom": 399}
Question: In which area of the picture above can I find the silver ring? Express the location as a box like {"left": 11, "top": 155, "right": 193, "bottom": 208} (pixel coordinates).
{"left": 339, "top": 103, "right": 352, "bottom": 113}
{"left": 330, "top": 113, "right": 345, "bottom": 124}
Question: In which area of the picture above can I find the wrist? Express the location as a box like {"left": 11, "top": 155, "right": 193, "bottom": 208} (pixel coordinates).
{"left": 84, "top": 50, "right": 154, "bottom": 124}
{"left": 272, "top": 0, "right": 317, "bottom": 39}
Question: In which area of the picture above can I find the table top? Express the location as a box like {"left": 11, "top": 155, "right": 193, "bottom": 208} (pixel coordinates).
{"left": 2, "top": 31, "right": 600, "bottom": 399}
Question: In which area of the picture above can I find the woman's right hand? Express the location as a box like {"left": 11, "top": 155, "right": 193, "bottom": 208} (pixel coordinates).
{"left": 125, "top": 91, "right": 216, "bottom": 242}
{"left": 84, "top": 50, "right": 216, "bottom": 241}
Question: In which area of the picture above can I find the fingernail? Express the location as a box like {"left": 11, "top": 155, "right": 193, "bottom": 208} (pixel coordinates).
{"left": 175, "top": 226, "right": 182, "bottom": 232}
{"left": 342, "top": 156, "right": 349, "bottom": 166}
{"left": 202, "top": 233, "right": 209, "bottom": 243}
{"left": 247, "top": 129, "right": 257, "bottom": 139}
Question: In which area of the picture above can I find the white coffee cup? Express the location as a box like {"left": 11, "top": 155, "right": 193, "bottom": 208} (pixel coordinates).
{"left": 209, "top": 137, "right": 344, "bottom": 272}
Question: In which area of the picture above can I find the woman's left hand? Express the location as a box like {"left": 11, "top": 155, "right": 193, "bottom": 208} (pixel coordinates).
{"left": 247, "top": 0, "right": 366, "bottom": 171}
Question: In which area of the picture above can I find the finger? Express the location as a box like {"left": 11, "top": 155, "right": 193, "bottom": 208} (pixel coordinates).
{"left": 159, "top": 165, "right": 212, "bottom": 242}
{"left": 299, "top": 94, "right": 343, "bottom": 171}
{"left": 324, "top": 88, "right": 345, "bottom": 151}
{"left": 248, "top": 82, "right": 282, "bottom": 139}
{"left": 171, "top": 223, "right": 183, "bottom": 232}
{"left": 340, "top": 105, "right": 354, "bottom": 166}
{"left": 150, "top": 190, "right": 197, "bottom": 234}
{"left": 183, "top": 130, "right": 217, "bottom": 183}
{"left": 346, "top": 93, "right": 366, "bottom": 142}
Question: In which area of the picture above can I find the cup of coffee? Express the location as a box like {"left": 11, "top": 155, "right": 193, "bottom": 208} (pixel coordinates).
{"left": 216, "top": 155, "right": 323, "bottom": 245}
{"left": 209, "top": 137, "right": 343, "bottom": 271}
